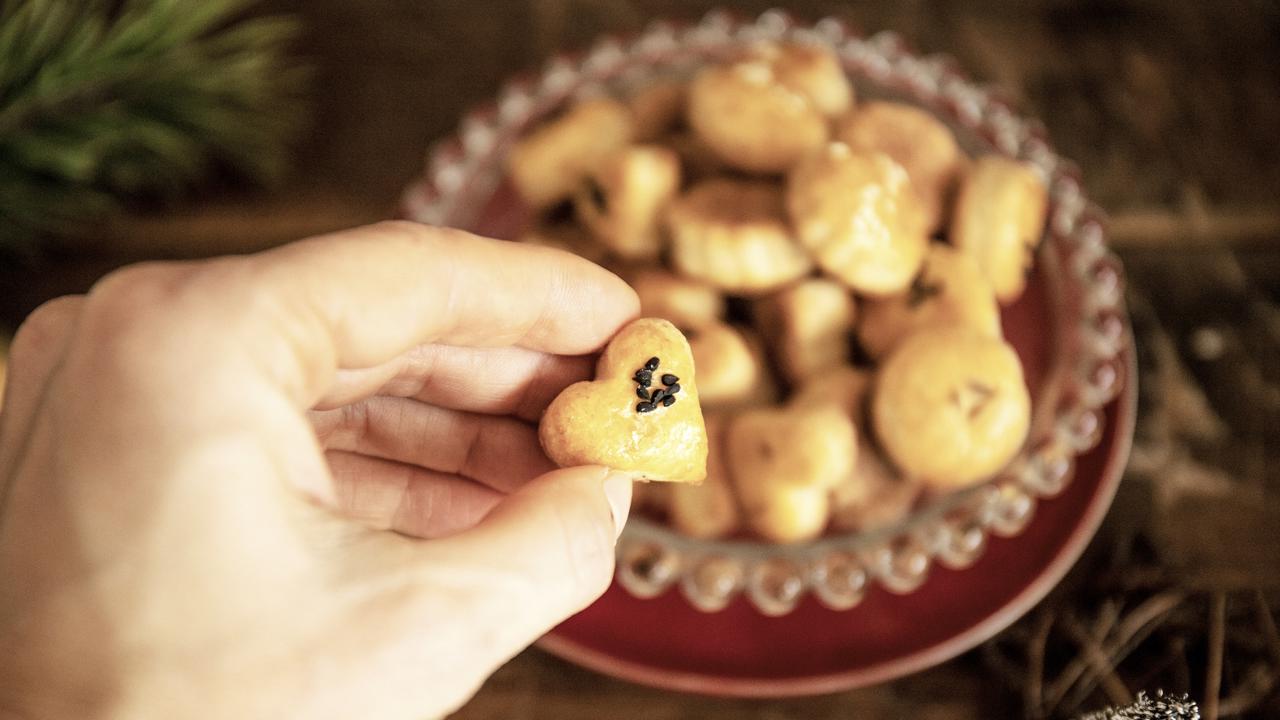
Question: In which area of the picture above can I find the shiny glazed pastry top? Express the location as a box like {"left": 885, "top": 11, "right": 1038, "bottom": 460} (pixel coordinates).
{"left": 539, "top": 318, "right": 708, "bottom": 483}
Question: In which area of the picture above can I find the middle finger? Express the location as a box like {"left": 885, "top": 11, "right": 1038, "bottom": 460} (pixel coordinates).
{"left": 316, "top": 344, "right": 594, "bottom": 423}
{"left": 311, "top": 396, "right": 556, "bottom": 493}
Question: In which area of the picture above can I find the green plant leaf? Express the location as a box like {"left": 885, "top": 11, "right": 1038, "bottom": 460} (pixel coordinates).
{"left": 0, "top": 0, "right": 307, "bottom": 254}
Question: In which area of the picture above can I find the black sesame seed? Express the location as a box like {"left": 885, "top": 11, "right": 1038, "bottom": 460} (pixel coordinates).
{"left": 649, "top": 388, "right": 666, "bottom": 403}
{"left": 636, "top": 402, "right": 656, "bottom": 413}
{"left": 661, "top": 374, "right": 679, "bottom": 386}
{"left": 635, "top": 386, "right": 651, "bottom": 400}
{"left": 666, "top": 383, "right": 681, "bottom": 395}
{"left": 661, "top": 395, "right": 676, "bottom": 407}
{"left": 645, "top": 357, "right": 660, "bottom": 371}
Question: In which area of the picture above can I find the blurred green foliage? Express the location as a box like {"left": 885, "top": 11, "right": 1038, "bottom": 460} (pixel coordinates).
{"left": 0, "top": 0, "right": 307, "bottom": 254}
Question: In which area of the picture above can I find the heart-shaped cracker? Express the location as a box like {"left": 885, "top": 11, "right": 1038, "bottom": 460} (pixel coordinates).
{"left": 539, "top": 318, "right": 708, "bottom": 483}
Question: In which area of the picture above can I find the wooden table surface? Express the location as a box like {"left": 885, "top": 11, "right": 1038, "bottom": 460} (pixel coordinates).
{"left": 3, "top": 2, "right": 1278, "bottom": 718}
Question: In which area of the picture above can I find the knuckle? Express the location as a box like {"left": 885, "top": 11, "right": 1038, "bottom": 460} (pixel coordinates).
{"left": 75, "top": 259, "right": 262, "bottom": 377}
{"left": 10, "top": 295, "right": 83, "bottom": 360}
{"left": 82, "top": 262, "right": 187, "bottom": 335}
{"left": 72, "top": 263, "right": 196, "bottom": 379}
{"left": 82, "top": 258, "right": 257, "bottom": 339}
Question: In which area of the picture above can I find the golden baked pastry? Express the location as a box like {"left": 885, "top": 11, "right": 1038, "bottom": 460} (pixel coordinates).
{"left": 688, "top": 322, "right": 775, "bottom": 409}
{"left": 686, "top": 43, "right": 844, "bottom": 173}
{"left": 630, "top": 268, "right": 725, "bottom": 332}
{"left": 755, "top": 278, "right": 856, "bottom": 383}
{"left": 858, "top": 243, "right": 1002, "bottom": 360}
{"left": 830, "top": 465, "right": 922, "bottom": 533}
{"left": 727, "top": 405, "right": 856, "bottom": 492}
{"left": 873, "top": 329, "right": 1030, "bottom": 489}
{"left": 508, "top": 97, "right": 634, "bottom": 209}
{"left": 788, "top": 365, "right": 871, "bottom": 419}
{"left": 539, "top": 318, "right": 708, "bottom": 483}
{"left": 950, "top": 155, "right": 1049, "bottom": 303}
{"left": 670, "top": 415, "right": 740, "bottom": 539}
{"left": 517, "top": 221, "right": 610, "bottom": 264}
{"left": 575, "top": 144, "right": 681, "bottom": 260}
{"left": 728, "top": 405, "right": 856, "bottom": 542}
{"left": 789, "top": 367, "right": 922, "bottom": 533}
{"left": 763, "top": 42, "right": 854, "bottom": 118}
{"left": 667, "top": 178, "right": 812, "bottom": 294}
{"left": 503, "top": 59, "right": 1047, "bottom": 543}
{"left": 737, "top": 483, "right": 829, "bottom": 544}
{"left": 629, "top": 80, "right": 687, "bottom": 142}
{"left": 659, "top": 131, "right": 726, "bottom": 182}
{"left": 786, "top": 144, "right": 928, "bottom": 296}
{"left": 835, "top": 101, "right": 964, "bottom": 233}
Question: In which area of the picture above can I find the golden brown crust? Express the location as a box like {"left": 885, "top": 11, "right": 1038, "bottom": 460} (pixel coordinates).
{"left": 872, "top": 329, "right": 1030, "bottom": 489}
{"left": 629, "top": 80, "right": 688, "bottom": 142}
{"left": 786, "top": 144, "right": 929, "bottom": 296}
{"left": 835, "top": 101, "right": 964, "bottom": 233}
{"left": 688, "top": 322, "right": 776, "bottom": 409}
{"left": 789, "top": 365, "right": 872, "bottom": 418}
{"left": 669, "top": 415, "right": 740, "bottom": 539}
{"left": 728, "top": 405, "right": 855, "bottom": 542}
{"left": 508, "top": 98, "right": 634, "bottom": 209}
{"left": 755, "top": 278, "right": 856, "bottom": 383}
{"left": 629, "top": 268, "right": 725, "bottom": 332}
{"left": 736, "top": 483, "right": 829, "bottom": 543}
{"left": 829, "top": 460, "right": 922, "bottom": 533}
{"left": 858, "top": 243, "right": 1002, "bottom": 360}
{"left": 764, "top": 42, "right": 854, "bottom": 118}
{"left": 539, "top": 318, "right": 708, "bottom": 483}
{"left": 950, "top": 156, "right": 1049, "bottom": 303}
{"left": 686, "top": 46, "right": 835, "bottom": 174}
{"left": 727, "top": 406, "right": 857, "bottom": 492}
{"left": 667, "top": 179, "right": 812, "bottom": 294}
{"left": 788, "top": 367, "right": 923, "bottom": 533}
{"left": 574, "top": 144, "right": 681, "bottom": 260}
{"left": 657, "top": 131, "right": 726, "bottom": 183}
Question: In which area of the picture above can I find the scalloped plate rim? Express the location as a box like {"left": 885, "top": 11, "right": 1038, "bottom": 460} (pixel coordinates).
{"left": 535, "top": 337, "right": 1136, "bottom": 698}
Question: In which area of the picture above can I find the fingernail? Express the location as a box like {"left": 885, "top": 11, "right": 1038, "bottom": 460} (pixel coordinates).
{"left": 602, "top": 472, "right": 633, "bottom": 540}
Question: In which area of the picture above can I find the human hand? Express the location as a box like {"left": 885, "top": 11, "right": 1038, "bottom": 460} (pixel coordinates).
{"left": 0, "top": 222, "right": 639, "bottom": 719}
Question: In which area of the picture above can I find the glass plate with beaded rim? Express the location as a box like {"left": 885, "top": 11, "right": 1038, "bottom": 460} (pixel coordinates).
{"left": 400, "top": 7, "right": 1133, "bottom": 685}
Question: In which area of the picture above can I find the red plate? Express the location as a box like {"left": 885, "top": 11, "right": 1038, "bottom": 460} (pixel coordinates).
{"left": 405, "top": 15, "right": 1135, "bottom": 697}
{"left": 538, "top": 348, "right": 1134, "bottom": 697}
{"left": 455, "top": 168, "right": 1136, "bottom": 700}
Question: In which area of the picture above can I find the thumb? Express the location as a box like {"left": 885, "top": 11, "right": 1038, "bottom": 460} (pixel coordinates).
{"left": 412, "top": 465, "right": 631, "bottom": 658}
{"left": 332, "top": 467, "right": 631, "bottom": 719}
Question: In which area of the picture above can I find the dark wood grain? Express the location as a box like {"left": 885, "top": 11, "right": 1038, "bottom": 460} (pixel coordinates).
{"left": 450, "top": 648, "right": 995, "bottom": 720}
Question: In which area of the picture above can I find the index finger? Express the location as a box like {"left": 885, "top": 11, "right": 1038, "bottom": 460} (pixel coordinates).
{"left": 85, "top": 221, "right": 637, "bottom": 408}
{"left": 257, "top": 221, "right": 637, "bottom": 359}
